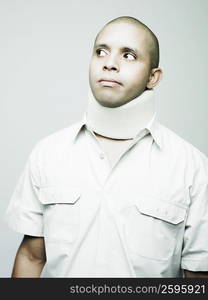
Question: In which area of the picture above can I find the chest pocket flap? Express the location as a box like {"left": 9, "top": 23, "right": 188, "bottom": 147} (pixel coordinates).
{"left": 39, "top": 186, "right": 81, "bottom": 205}
{"left": 135, "top": 198, "right": 187, "bottom": 225}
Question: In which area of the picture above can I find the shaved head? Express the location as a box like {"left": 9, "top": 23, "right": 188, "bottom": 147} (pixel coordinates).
{"left": 95, "top": 16, "right": 160, "bottom": 70}
{"left": 89, "top": 15, "right": 162, "bottom": 107}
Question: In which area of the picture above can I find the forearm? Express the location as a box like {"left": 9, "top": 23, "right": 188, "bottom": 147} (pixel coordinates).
{"left": 11, "top": 251, "right": 46, "bottom": 278}
{"left": 184, "top": 270, "right": 208, "bottom": 278}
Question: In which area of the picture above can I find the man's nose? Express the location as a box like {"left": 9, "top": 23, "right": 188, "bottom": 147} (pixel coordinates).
{"left": 103, "top": 55, "right": 119, "bottom": 72}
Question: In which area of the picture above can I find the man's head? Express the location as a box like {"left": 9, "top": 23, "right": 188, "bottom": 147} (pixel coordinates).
{"left": 89, "top": 16, "right": 162, "bottom": 108}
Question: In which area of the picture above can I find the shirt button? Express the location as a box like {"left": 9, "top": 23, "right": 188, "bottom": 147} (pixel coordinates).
{"left": 99, "top": 153, "right": 105, "bottom": 159}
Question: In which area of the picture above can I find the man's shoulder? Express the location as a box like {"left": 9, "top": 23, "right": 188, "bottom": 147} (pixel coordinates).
{"left": 158, "top": 122, "right": 208, "bottom": 163}
{"left": 41, "top": 120, "right": 81, "bottom": 142}
{"left": 31, "top": 120, "right": 83, "bottom": 156}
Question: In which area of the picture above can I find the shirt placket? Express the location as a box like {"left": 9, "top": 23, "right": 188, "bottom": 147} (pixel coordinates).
{"left": 84, "top": 128, "right": 112, "bottom": 187}
{"left": 84, "top": 128, "right": 150, "bottom": 188}
{"left": 103, "top": 129, "right": 150, "bottom": 186}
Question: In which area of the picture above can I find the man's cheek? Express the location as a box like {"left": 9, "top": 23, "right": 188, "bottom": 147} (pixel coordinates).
{"left": 91, "top": 64, "right": 100, "bottom": 79}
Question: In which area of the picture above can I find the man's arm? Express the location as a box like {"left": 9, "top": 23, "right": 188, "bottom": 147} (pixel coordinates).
{"left": 11, "top": 235, "right": 46, "bottom": 278}
{"left": 184, "top": 270, "right": 208, "bottom": 278}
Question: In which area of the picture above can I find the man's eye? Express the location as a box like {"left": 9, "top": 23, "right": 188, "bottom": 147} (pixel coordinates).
{"left": 123, "top": 53, "right": 136, "bottom": 60}
{"left": 96, "top": 49, "right": 107, "bottom": 56}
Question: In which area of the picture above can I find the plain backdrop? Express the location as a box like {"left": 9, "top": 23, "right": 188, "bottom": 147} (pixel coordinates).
{"left": 0, "top": 0, "right": 207, "bottom": 277}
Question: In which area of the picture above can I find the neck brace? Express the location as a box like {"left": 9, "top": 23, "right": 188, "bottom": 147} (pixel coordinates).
{"left": 85, "top": 88, "right": 156, "bottom": 140}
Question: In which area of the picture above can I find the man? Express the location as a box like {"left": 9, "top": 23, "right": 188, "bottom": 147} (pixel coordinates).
{"left": 4, "top": 16, "right": 208, "bottom": 278}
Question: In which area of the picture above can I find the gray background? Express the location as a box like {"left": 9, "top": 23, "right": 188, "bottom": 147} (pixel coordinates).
{"left": 1, "top": 0, "right": 207, "bottom": 277}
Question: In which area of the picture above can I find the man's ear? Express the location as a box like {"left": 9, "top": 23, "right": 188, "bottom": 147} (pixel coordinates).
{"left": 146, "top": 67, "right": 163, "bottom": 89}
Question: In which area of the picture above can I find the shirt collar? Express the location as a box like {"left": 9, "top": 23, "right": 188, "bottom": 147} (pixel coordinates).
{"left": 145, "top": 113, "right": 163, "bottom": 149}
{"left": 71, "top": 111, "right": 163, "bottom": 149}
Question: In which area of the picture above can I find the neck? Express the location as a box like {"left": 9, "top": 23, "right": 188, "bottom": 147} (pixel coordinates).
{"left": 94, "top": 131, "right": 132, "bottom": 141}
{"left": 85, "top": 88, "right": 156, "bottom": 140}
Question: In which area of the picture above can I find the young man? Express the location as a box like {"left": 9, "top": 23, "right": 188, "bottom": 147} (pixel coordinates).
{"left": 4, "top": 16, "right": 208, "bottom": 278}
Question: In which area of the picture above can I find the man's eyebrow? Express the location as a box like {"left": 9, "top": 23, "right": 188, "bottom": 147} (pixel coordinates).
{"left": 121, "top": 47, "right": 139, "bottom": 56}
{"left": 94, "top": 43, "right": 110, "bottom": 50}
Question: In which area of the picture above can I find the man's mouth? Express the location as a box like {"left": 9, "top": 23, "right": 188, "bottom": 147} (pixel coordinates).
{"left": 98, "top": 79, "right": 122, "bottom": 87}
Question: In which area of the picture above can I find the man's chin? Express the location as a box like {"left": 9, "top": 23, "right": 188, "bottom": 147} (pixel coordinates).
{"left": 94, "top": 90, "right": 124, "bottom": 108}
{"left": 97, "top": 98, "right": 125, "bottom": 108}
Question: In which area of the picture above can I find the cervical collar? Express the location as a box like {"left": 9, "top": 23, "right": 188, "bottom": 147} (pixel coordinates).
{"left": 85, "top": 88, "right": 156, "bottom": 139}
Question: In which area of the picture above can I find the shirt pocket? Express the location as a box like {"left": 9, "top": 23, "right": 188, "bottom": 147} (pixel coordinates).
{"left": 39, "top": 186, "right": 81, "bottom": 243}
{"left": 123, "top": 197, "right": 187, "bottom": 261}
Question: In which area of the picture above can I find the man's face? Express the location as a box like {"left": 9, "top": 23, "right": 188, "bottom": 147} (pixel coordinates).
{"left": 89, "top": 21, "right": 152, "bottom": 108}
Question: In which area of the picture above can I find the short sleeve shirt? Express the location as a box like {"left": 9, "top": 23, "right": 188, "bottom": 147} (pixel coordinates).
{"left": 4, "top": 115, "right": 208, "bottom": 277}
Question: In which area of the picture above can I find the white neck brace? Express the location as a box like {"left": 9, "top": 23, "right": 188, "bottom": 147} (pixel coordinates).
{"left": 85, "top": 88, "right": 156, "bottom": 139}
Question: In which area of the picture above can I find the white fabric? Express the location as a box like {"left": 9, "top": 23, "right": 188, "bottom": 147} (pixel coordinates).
{"left": 4, "top": 113, "right": 208, "bottom": 277}
{"left": 86, "top": 88, "right": 156, "bottom": 139}
{"left": 95, "top": 135, "right": 133, "bottom": 168}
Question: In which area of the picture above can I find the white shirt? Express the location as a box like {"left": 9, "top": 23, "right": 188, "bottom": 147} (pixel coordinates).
{"left": 4, "top": 113, "right": 208, "bottom": 277}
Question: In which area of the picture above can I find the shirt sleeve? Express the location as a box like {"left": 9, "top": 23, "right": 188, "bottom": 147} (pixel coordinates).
{"left": 181, "top": 151, "right": 208, "bottom": 272}
{"left": 3, "top": 142, "right": 44, "bottom": 237}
